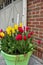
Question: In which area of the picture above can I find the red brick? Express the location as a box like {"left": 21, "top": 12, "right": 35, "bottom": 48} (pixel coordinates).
{"left": 33, "top": 50, "right": 37, "bottom": 56}
{"left": 34, "top": 33, "right": 39, "bottom": 38}
{"left": 39, "top": 29, "right": 43, "bottom": 31}
{"left": 27, "top": 16, "right": 32, "bottom": 18}
{"left": 40, "top": 10, "right": 43, "bottom": 14}
{"left": 36, "top": 11, "right": 39, "bottom": 14}
{"left": 28, "top": 12, "right": 31, "bottom": 15}
{"left": 41, "top": 0, "right": 43, "bottom": 2}
{"left": 32, "top": 11, "right": 36, "bottom": 14}
{"left": 41, "top": 6, "right": 43, "bottom": 9}
{"left": 40, "top": 22, "right": 43, "bottom": 24}
{"left": 30, "top": 18, "right": 35, "bottom": 21}
{"left": 42, "top": 53, "right": 43, "bottom": 59}
{"left": 33, "top": 0, "right": 40, "bottom": 4}
{"left": 28, "top": 24, "right": 35, "bottom": 27}
{"left": 36, "top": 25, "right": 43, "bottom": 28}
{"left": 27, "top": 21, "right": 32, "bottom": 24}
{"left": 39, "top": 35, "right": 43, "bottom": 38}
{"left": 36, "top": 18, "right": 43, "bottom": 21}
{"left": 35, "top": 31, "right": 39, "bottom": 34}
{"left": 36, "top": 3, "right": 43, "bottom": 7}
{"left": 38, "top": 51, "right": 42, "bottom": 59}
{"left": 39, "top": 31, "right": 43, "bottom": 35}
{"left": 36, "top": 46, "right": 43, "bottom": 53}
{"left": 32, "top": 22, "right": 39, "bottom": 24}
{"left": 27, "top": 0, "right": 43, "bottom": 59}
{"left": 28, "top": 0, "right": 33, "bottom": 2}
{"left": 27, "top": 2, "right": 32, "bottom": 6}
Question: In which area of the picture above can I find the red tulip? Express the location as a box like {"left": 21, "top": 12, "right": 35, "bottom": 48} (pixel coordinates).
{"left": 23, "top": 36, "right": 27, "bottom": 41}
{"left": 18, "top": 27, "right": 24, "bottom": 33}
{"left": 28, "top": 34, "right": 31, "bottom": 38}
{"left": 15, "top": 35, "right": 19, "bottom": 40}
{"left": 26, "top": 26, "right": 30, "bottom": 31}
{"left": 15, "top": 34, "right": 22, "bottom": 40}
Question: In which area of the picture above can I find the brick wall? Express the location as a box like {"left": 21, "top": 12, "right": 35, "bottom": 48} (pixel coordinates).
{"left": 27, "top": 0, "right": 43, "bottom": 59}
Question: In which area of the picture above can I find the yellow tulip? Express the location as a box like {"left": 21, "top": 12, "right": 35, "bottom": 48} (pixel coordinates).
{"left": 14, "top": 24, "right": 18, "bottom": 30}
{"left": 0, "top": 32, "right": 5, "bottom": 37}
{"left": 6, "top": 26, "right": 12, "bottom": 36}
{"left": 6, "top": 26, "right": 12, "bottom": 31}
{"left": 12, "top": 28, "right": 15, "bottom": 33}
{"left": 6, "top": 26, "right": 15, "bottom": 36}
{"left": 19, "top": 22, "right": 22, "bottom": 27}
{"left": 6, "top": 30, "right": 11, "bottom": 36}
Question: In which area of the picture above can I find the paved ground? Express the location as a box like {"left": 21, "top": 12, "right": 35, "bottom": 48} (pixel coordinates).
{"left": 0, "top": 54, "right": 6, "bottom": 65}
{"left": 0, "top": 54, "right": 43, "bottom": 65}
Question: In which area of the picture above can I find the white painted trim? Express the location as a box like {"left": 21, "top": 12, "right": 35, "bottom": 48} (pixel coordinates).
{"left": 22, "top": 0, "right": 27, "bottom": 26}
{"left": 0, "top": 0, "right": 22, "bottom": 13}
{"left": 0, "top": 0, "right": 27, "bottom": 27}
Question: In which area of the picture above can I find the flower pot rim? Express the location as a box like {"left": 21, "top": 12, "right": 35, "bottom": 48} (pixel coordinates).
{"left": 1, "top": 50, "right": 32, "bottom": 57}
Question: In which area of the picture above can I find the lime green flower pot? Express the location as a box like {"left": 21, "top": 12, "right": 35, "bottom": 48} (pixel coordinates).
{"left": 1, "top": 51, "right": 32, "bottom": 65}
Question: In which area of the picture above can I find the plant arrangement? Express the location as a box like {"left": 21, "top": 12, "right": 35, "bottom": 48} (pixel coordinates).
{"left": 0, "top": 23, "right": 41, "bottom": 55}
